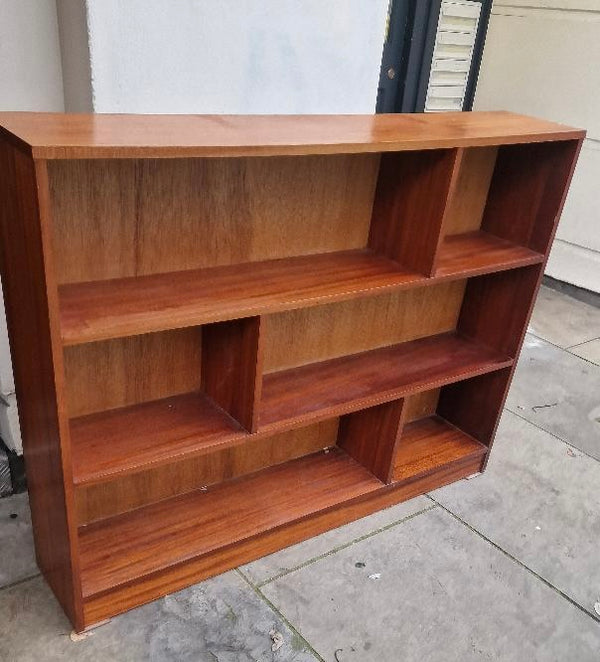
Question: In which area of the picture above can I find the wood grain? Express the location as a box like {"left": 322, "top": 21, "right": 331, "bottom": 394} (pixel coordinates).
{"left": 402, "top": 389, "right": 441, "bottom": 424}
{"left": 457, "top": 264, "right": 542, "bottom": 358}
{"left": 434, "top": 231, "right": 543, "bottom": 278}
{"left": 482, "top": 140, "right": 582, "bottom": 254}
{"left": 260, "top": 333, "right": 513, "bottom": 432}
{"left": 202, "top": 317, "right": 263, "bottom": 431}
{"left": 78, "top": 449, "right": 383, "bottom": 597}
{"left": 64, "top": 327, "right": 202, "bottom": 417}
{"left": 263, "top": 281, "right": 465, "bottom": 373}
{"left": 393, "top": 416, "right": 487, "bottom": 481}
{"left": 442, "top": 146, "right": 498, "bottom": 236}
{"left": 59, "top": 250, "right": 423, "bottom": 345}
{"left": 76, "top": 419, "right": 339, "bottom": 524}
{"left": 338, "top": 400, "right": 405, "bottom": 483}
{"left": 81, "top": 453, "right": 485, "bottom": 627}
{"left": 49, "top": 155, "right": 379, "bottom": 284}
{"left": 369, "top": 148, "right": 461, "bottom": 275}
{"left": 0, "top": 111, "right": 584, "bottom": 159}
{"left": 0, "top": 143, "right": 83, "bottom": 628}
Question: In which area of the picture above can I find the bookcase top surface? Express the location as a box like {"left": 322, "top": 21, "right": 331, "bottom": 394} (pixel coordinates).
{"left": 0, "top": 111, "right": 584, "bottom": 159}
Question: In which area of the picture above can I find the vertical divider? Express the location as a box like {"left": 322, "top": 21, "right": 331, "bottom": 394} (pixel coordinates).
{"left": 457, "top": 264, "right": 542, "bottom": 358}
{"left": 481, "top": 139, "right": 582, "bottom": 254}
{"left": 202, "top": 315, "right": 264, "bottom": 432}
{"left": 368, "top": 147, "right": 464, "bottom": 276}
{"left": 337, "top": 399, "right": 406, "bottom": 484}
{"left": 437, "top": 368, "right": 512, "bottom": 449}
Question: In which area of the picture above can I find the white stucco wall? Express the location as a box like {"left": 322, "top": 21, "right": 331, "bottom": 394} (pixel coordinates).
{"left": 85, "top": 0, "right": 388, "bottom": 114}
{"left": 0, "top": 0, "right": 65, "bottom": 452}
{"left": 474, "top": 0, "right": 600, "bottom": 293}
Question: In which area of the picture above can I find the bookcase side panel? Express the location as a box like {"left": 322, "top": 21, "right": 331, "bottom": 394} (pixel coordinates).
{"left": 0, "top": 143, "right": 83, "bottom": 628}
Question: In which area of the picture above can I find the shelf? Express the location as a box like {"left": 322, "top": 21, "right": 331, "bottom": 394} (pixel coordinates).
{"left": 260, "top": 333, "right": 513, "bottom": 432}
{"left": 60, "top": 249, "right": 422, "bottom": 345}
{"left": 78, "top": 448, "right": 382, "bottom": 597}
{"left": 435, "top": 231, "right": 544, "bottom": 278}
{"left": 60, "top": 238, "right": 544, "bottom": 347}
{"left": 70, "top": 392, "right": 247, "bottom": 485}
{"left": 393, "top": 416, "right": 487, "bottom": 482}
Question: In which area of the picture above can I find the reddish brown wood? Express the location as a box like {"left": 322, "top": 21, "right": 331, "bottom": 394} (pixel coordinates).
{"left": 0, "top": 143, "right": 83, "bottom": 628}
{"left": 393, "top": 415, "right": 487, "bottom": 482}
{"left": 457, "top": 265, "right": 543, "bottom": 358}
{"left": 0, "top": 111, "right": 584, "bottom": 159}
{"left": 70, "top": 392, "right": 246, "bottom": 485}
{"left": 437, "top": 368, "right": 513, "bottom": 447}
{"left": 369, "top": 149, "right": 461, "bottom": 275}
{"left": 0, "top": 113, "right": 584, "bottom": 632}
{"left": 482, "top": 140, "right": 582, "bottom": 254}
{"left": 260, "top": 333, "right": 512, "bottom": 432}
{"left": 59, "top": 250, "right": 423, "bottom": 345}
{"left": 81, "top": 452, "right": 484, "bottom": 627}
{"left": 338, "top": 399, "right": 405, "bottom": 483}
{"left": 202, "top": 317, "right": 263, "bottom": 431}
{"left": 75, "top": 420, "right": 339, "bottom": 523}
{"left": 78, "top": 449, "right": 383, "bottom": 597}
{"left": 434, "top": 230, "right": 543, "bottom": 278}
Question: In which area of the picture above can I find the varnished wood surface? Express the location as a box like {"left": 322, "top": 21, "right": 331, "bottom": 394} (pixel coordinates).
{"left": 64, "top": 328, "right": 202, "bottom": 417}
{"left": 49, "top": 155, "right": 379, "bottom": 284}
{"left": 59, "top": 235, "right": 545, "bottom": 347}
{"left": 442, "top": 146, "right": 498, "bottom": 236}
{"left": 338, "top": 400, "right": 405, "bottom": 483}
{"left": 78, "top": 449, "right": 382, "bottom": 597}
{"left": 202, "top": 317, "right": 263, "bottom": 432}
{"left": 59, "top": 250, "right": 421, "bottom": 345}
{"left": 263, "top": 281, "right": 465, "bottom": 373}
{"left": 71, "top": 330, "right": 503, "bottom": 486}
{"left": 71, "top": 392, "right": 246, "bottom": 485}
{"left": 393, "top": 416, "right": 487, "bottom": 481}
{"left": 75, "top": 420, "right": 339, "bottom": 524}
{"left": 434, "top": 231, "right": 543, "bottom": 278}
{"left": 0, "top": 143, "right": 83, "bottom": 627}
{"left": 369, "top": 149, "right": 461, "bottom": 275}
{"left": 260, "top": 333, "right": 513, "bottom": 431}
{"left": 0, "top": 111, "right": 584, "bottom": 159}
{"left": 81, "top": 452, "right": 484, "bottom": 626}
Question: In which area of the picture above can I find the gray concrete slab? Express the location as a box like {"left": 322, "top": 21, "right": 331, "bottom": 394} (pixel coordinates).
{"left": 0, "top": 572, "right": 319, "bottom": 662}
{"left": 506, "top": 334, "right": 600, "bottom": 459}
{"left": 431, "top": 410, "right": 600, "bottom": 616}
{"left": 0, "top": 493, "right": 38, "bottom": 588}
{"left": 261, "top": 507, "right": 600, "bottom": 662}
{"left": 241, "top": 496, "right": 432, "bottom": 586}
{"left": 570, "top": 337, "right": 600, "bottom": 366}
{"left": 528, "top": 285, "right": 600, "bottom": 349}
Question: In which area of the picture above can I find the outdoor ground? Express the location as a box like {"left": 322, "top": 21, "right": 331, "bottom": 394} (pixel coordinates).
{"left": 1, "top": 284, "right": 599, "bottom": 662}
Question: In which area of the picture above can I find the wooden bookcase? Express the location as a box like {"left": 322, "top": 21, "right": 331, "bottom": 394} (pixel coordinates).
{"left": 0, "top": 112, "right": 583, "bottom": 631}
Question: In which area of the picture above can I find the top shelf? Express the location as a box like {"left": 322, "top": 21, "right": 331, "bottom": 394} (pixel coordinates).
{"left": 0, "top": 111, "right": 584, "bottom": 159}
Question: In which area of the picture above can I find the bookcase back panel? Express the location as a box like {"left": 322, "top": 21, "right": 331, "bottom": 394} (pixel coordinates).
{"left": 402, "top": 389, "right": 441, "bottom": 423}
{"left": 263, "top": 280, "right": 466, "bottom": 373}
{"left": 48, "top": 154, "right": 380, "bottom": 285}
{"left": 64, "top": 327, "right": 202, "bottom": 417}
{"left": 442, "top": 146, "right": 498, "bottom": 237}
{"left": 76, "top": 418, "right": 339, "bottom": 524}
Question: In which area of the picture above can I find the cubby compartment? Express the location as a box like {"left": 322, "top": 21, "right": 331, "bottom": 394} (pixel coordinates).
{"left": 391, "top": 368, "right": 513, "bottom": 483}
{"left": 434, "top": 141, "right": 580, "bottom": 277}
{"left": 66, "top": 317, "right": 262, "bottom": 485}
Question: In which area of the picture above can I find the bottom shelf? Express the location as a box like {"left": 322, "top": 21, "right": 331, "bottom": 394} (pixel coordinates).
{"left": 78, "top": 448, "right": 382, "bottom": 598}
{"left": 393, "top": 415, "right": 487, "bottom": 482}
